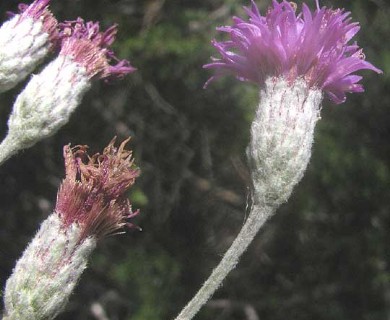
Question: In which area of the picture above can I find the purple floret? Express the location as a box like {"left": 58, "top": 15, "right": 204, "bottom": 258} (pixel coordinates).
{"left": 205, "top": 0, "right": 382, "bottom": 104}
{"left": 59, "top": 18, "right": 136, "bottom": 80}
{"left": 16, "top": 0, "right": 50, "bottom": 19}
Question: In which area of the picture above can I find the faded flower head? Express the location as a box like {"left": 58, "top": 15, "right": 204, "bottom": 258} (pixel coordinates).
{"left": 14, "top": 0, "right": 58, "bottom": 44}
{"left": 55, "top": 138, "right": 140, "bottom": 241}
{"left": 59, "top": 18, "right": 136, "bottom": 80}
{"left": 205, "top": 0, "right": 382, "bottom": 103}
{"left": 3, "top": 139, "right": 140, "bottom": 319}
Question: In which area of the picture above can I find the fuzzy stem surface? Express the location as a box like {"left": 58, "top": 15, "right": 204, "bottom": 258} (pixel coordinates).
{"left": 174, "top": 78, "right": 322, "bottom": 320}
{"left": 174, "top": 203, "right": 274, "bottom": 320}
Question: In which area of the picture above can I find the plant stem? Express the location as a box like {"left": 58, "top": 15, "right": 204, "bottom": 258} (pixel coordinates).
{"left": 174, "top": 203, "right": 274, "bottom": 320}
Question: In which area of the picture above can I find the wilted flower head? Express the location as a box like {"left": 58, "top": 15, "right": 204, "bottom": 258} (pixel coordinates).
{"left": 3, "top": 139, "right": 140, "bottom": 320}
{"left": 205, "top": 0, "right": 382, "bottom": 103}
{"left": 59, "top": 18, "right": 136, "bottom": 80}
{"left": 55, "top": 137, "right": 140, "bottom": 241}
{"left": 15, "top": 0, "right": 58, "bottom": 43}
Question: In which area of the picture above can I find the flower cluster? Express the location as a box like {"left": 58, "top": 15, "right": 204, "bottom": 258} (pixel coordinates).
{"left": 1, "top": 1, "right": 139, "bottom": 316}
{"left": 0, "top": 0, "right": 136, "bottom": 165}
{"left": 1, "top": 0, "right": 383, "bottom": 319}
{"left": 205, "top": 0, "right": 381, "bottom": 103}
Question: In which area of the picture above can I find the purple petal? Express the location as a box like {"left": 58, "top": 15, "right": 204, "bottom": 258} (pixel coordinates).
{"left": 204, "top": 0, "right": 382, "bottom": 104}
{"left": 59, "top": 18, "right": 136, "bottom": 80}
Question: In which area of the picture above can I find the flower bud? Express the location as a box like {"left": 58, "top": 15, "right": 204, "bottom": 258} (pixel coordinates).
{"left": 248, "top": 77, "right": 322, "bottom": 206}
{"left": 0, "top": 0, "right": 58, "bottom": 93}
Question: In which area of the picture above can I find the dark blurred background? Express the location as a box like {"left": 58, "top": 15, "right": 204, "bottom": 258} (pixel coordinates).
{"left": 0, "top": 0, "right": 389, "bottom": 319}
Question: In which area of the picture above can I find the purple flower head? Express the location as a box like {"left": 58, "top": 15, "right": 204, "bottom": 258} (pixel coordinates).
{"left": 12, "top": 0, "right": 58, "bottom": 44}
{"left": 204, "top": 0, "right": 382, "bottom": 104}
{"left": 55, "top": 138, "right": 140, "bottom": 241}
{"left": 59, "top": 18, "right": 136, "bottom": 80}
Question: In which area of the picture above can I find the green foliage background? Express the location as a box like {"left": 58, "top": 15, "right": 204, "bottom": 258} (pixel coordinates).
{"left": 0, "top": 0, "right": 389, "bottom": 319}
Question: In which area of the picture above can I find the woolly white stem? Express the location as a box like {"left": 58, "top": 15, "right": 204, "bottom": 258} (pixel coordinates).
{"left": 175, "top": 204, "right": 274, "bottom": 320}
{"left": 174, "top": 77, "right": 322, "bottom": 320}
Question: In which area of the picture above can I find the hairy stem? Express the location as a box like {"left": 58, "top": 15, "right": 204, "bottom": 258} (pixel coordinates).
{"left": 174, "top": 203, "right": 274, "bottom": 320}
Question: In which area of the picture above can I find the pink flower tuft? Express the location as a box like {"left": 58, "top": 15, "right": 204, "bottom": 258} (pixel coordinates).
{"left": 15, "top": 0, "right": 58, "bottom": 44}
{"left": 204, "top": 0, "right": 382, "bottom": 104}
{"left": 59, "top": 18, "right": 136, "bottom": 80}
{"left": 55, "top": 138, "right": 140, "bottom": 241}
